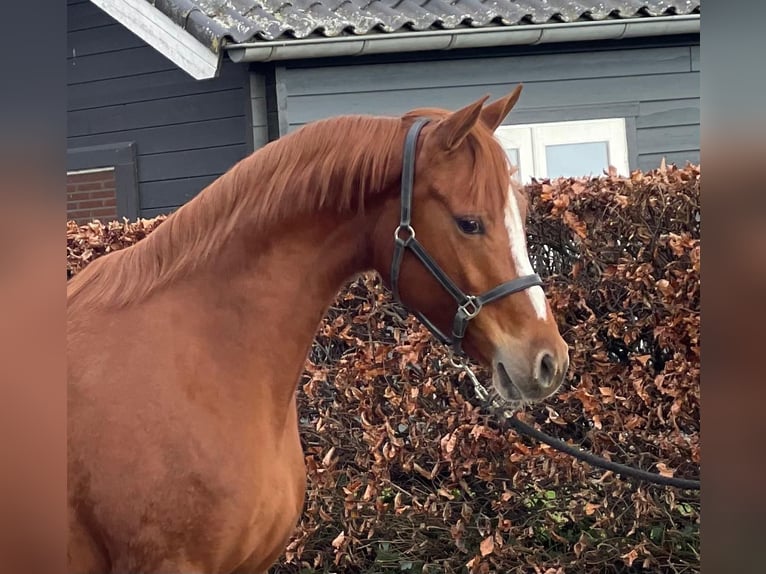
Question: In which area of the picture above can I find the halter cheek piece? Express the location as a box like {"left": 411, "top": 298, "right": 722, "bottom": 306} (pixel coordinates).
{"left": 390, "top": 118, "right": 544, "bottom": 355}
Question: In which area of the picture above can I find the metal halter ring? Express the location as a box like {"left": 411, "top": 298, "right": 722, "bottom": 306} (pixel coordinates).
{"left": 394, "top": 224, "right": 416, "bottom": 245}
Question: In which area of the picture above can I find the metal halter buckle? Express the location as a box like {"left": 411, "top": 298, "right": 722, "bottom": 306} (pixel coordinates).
{"left": 458, "top": 296, "right": 482, "bottom": 319}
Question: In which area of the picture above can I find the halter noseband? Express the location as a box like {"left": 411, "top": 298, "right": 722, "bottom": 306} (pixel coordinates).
{"left": 390, "top": 118, "right": 544, "bottom": 355}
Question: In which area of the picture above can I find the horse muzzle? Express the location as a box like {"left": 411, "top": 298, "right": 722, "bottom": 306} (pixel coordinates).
{"left": 492, "top": 344, "right": 569, "bottom": 405}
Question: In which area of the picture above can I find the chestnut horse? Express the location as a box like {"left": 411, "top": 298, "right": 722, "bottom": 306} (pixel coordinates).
{"left": 67, "top": 86, "right": 569, "bottom": 573}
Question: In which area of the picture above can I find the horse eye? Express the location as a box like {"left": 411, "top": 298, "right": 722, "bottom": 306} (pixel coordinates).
{"left": 456, "top": 218, "right": 484, "bottom": 235}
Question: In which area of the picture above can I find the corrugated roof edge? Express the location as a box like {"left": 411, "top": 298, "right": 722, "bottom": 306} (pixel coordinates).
{"left": 148, "top": 1, "right": 700, "bottom": 54}
{"left": 226, "top": 14, "right": 700, "bottom": 65}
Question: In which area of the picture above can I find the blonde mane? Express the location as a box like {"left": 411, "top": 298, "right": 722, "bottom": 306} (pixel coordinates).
{"left": 67, "top": 111, "right": 513, "bottom": 309}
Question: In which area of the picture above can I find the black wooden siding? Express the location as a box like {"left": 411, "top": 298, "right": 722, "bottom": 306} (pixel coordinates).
{"left": 66, "top": 0, "right": 259, "bottom": 218}
{"left": 279, "top": 40, "right": 700, "bottom": 172}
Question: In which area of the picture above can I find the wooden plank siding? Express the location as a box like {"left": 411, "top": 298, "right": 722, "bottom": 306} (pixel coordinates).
{"left": 278, "top": 42, "right": 700, "bottom": 174}
{"left": 66, "top": 0, "right": 256, "bottom": 217}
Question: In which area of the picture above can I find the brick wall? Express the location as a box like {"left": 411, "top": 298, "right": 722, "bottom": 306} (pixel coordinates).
{"left": 66, "top": 168, "right": 118, "bottom": 224}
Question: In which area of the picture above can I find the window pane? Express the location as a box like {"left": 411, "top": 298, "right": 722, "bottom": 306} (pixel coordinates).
{"left": 505, "top": 147, "right": 519, "bottom": 166}
{"left": 545, "top": 141, "right": 609, "bottom": 178}
{"left": 504, "top": 148, "right": 521, "bottom": 182}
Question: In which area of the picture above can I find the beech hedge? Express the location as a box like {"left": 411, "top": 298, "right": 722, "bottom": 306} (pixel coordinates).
{"left": 67, "top": 163, "right": 701, "bottom": 573}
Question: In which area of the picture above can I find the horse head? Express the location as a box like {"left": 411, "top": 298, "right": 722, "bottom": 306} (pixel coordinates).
{"left": 373, "top": 86, "right": 569, "bottom": 406}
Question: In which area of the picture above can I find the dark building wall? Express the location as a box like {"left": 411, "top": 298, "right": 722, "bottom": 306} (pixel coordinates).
{"left": 66, "top": 0, "right": 260, "bottom": 218}
{"left": 275, "top": 38, "right": 700, "bottom": 173}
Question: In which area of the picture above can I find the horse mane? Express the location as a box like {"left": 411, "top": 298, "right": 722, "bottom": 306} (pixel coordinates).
{"left": 67, "top": 110, "right": 513, "bottom": 309}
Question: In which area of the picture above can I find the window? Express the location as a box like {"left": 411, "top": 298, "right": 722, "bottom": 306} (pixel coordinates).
{"left": 66, "top": 167, "right": 119, "bottom": 225}
{"left": 494, "top": 118, "right": 630, "bottom": 184}
{"left": 66, "top": 142, "right": 139, "bottom": 223}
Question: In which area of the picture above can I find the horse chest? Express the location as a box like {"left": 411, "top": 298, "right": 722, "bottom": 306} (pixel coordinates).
{"left": 222, "top": 437, "right": 307, "bottom": 572}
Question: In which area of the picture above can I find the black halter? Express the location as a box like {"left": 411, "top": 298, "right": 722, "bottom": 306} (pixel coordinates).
{"left": 390, "top": 118, "right": 544, "bottom": 355}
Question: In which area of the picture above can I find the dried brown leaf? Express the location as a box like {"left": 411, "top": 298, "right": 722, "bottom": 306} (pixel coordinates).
{"left": 480, "top": 535, "right": 494, "bottom": 557}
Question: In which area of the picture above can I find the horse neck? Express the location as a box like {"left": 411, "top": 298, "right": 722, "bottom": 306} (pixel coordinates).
{"left": 181, "top": 207, "right": 378, "bottom": 411}
{"left": 179, "top": 118, "right": 401, "bottom": 378}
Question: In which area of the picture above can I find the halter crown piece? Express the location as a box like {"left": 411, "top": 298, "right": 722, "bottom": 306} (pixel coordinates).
{"left": 389, "top": 118, "right": 544, "bottom": 355}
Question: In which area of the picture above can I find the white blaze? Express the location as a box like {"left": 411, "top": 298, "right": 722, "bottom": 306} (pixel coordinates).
{"left": 504, "top": 186, "right": 548, "bottom": 320}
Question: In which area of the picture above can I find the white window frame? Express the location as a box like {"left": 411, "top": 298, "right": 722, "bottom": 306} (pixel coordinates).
{"left": 496, "top": 128, "right": 533, "bottom": 184}
{"left": 494, "top": 118, "right": 630, "bottom": 183}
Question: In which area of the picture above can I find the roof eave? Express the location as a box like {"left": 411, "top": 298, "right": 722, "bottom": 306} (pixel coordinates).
{"left": 91, "top": 0, "right": 222, "bottom": 80}
{"left": 225, "top": 14, "right": 700, "bottom": 64}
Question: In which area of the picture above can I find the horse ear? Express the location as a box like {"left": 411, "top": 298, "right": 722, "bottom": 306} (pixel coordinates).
{"left": 480, "top": 84, "right": 524, "bottom": 132}
{"left": 430, "top": 95, "right": 490, "bottom": 151}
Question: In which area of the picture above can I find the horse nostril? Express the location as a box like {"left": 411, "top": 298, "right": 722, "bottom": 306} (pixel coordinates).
{"left": 537, "top": 351, "right": 556, "bottom": 387}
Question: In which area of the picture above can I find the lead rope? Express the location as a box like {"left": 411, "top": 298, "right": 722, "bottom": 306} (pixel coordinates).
{"left": 450, "top": 358, "right": 701, "bottom": 490}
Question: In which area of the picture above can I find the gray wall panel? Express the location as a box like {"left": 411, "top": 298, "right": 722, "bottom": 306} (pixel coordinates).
{"left": 68, "top": 24, "right": 144, "bottom": 56}
{"left": 140, "top": 176, "right": 219, "bottom": 210}
{"left": 637, "top": 99, "right": 699, "bottom": 128}
{"left": 68, "top": 89, "right": 246, "bottom": 137}
{"left": 286, "top": 73, "right": 700, "bottom": 127}
{"left": 283, "top": 46, "right": 692, "bottom": 97}
{"left": 281, "top": 41, "right": 700, "bottom": 172}
{"left": 67, "top": 0, "right": 113, "bottom": 32}
{"left": 68, "top": 65, "right": 245, "bottom": 111}
{"left": 69, "top": 117, "right": 247, "bottom": 155}
{"left": 138, "top": 144, "right": 248, "bottom": 182}
{"left": 68, "top": 46, "right": 178, "bottom": 85}
{"left": 636, "top": 125, "right": 700, "bottom": 155}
